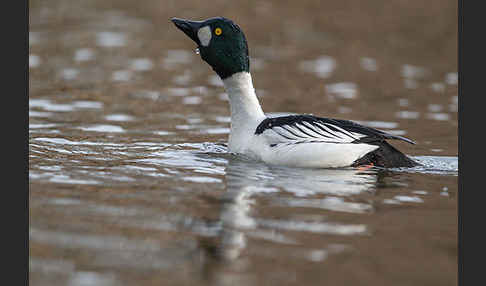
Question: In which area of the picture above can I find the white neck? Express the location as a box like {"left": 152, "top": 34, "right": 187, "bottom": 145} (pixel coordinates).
{"left": 222, "top": 72, "right": 266, "bottom": 152}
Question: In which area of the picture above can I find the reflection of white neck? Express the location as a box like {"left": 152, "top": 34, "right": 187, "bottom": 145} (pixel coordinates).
{"left": 219, "top": 190, "right": 255, "bottom": 261}
{"left": 222, "top": 72, "right": 266, "bottom": 152}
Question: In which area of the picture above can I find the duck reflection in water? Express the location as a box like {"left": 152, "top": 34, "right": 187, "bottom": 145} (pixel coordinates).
{"left": 196, "top": 154, "right": 383, "bottom": 282}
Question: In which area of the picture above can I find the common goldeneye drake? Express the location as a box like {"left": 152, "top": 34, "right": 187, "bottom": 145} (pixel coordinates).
{"left": 171, "top": 17, "right": 419, "bottom": 168}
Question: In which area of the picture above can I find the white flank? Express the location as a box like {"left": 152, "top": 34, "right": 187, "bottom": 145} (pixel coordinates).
{"left": 260, "top": 143, "right": 378, "bottom": 168}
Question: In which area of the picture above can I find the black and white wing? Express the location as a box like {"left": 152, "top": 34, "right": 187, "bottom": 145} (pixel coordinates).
{"left": 255, "top": 114, "right": 416, "bottom": 146}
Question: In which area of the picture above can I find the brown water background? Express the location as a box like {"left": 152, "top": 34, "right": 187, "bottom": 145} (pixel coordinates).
{"left": 29, "top": 0, "right": 458, "bottom": 285}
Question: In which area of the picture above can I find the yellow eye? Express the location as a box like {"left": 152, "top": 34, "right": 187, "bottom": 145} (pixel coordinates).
{"left": 214, "top": 27, "right": 222, "bottom": 36}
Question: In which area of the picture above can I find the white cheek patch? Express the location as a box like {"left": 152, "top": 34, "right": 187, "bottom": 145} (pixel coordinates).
{"left": 197, "top": 26, "right": 212, "bottom": 47}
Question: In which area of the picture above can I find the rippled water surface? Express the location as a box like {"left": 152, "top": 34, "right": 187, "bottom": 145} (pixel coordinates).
{"left": 30, "top": 1, "right": 458, "bottom": 285}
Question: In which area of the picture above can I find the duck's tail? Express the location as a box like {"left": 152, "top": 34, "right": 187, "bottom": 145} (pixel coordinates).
{"left": 351, "top": 141, "right": 420, "bottom": 168}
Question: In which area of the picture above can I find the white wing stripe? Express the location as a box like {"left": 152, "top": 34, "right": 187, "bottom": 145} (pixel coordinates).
{"left": 262, "top": 119, "right": 370, "bottom": 145}
{"left": 323, "top": 123, "right": 360, "bottom": 140}
{"left": 296, "top": 122, "right": 327, "bottom": 138}
{"left": 290, "top": 124, "right": 320, "bottom": 138}
{"left": 351, "top": 131, "right": 367, "bottom": 139}
{"left": 313, "top": 122, "right": 347, "bottom": 140}
{"left": 272, "top": 126, "right": 302, "bottom": 140}
{"left": 282, "top": 125, "right": 313, "bottom": 139}
{"left": 301, "top": 121, "right": 336, "bottom": 139}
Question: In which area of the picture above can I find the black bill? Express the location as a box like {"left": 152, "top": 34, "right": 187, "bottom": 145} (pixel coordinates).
{"left": 171, "top": 18, "right": 205, "bottom": 45}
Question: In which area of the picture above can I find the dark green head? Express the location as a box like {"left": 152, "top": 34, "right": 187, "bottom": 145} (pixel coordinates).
{"left": 171, "top": 17, "right": 249, "bottom": 79}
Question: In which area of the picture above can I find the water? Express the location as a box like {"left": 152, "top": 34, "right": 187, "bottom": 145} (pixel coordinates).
{"left": 29, "top": 0, "right": 457, "bottom": 285}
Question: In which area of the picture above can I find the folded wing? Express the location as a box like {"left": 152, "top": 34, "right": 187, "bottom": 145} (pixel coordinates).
{"left": 255, "top": 115, "right": 416, "bottom": 146}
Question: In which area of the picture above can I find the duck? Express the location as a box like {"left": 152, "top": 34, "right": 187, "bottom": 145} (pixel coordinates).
{"left": 171, "top": 16, "right": 419, "bottom": 168}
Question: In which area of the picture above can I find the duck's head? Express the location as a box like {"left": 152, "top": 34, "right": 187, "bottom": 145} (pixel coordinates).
{"left": 171, "top": 17, "right": 249, "bottom": 80}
